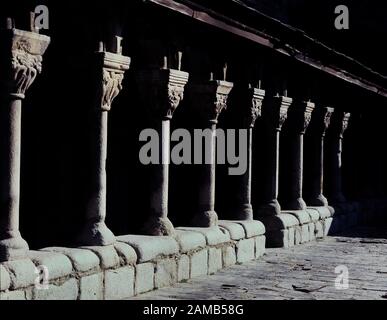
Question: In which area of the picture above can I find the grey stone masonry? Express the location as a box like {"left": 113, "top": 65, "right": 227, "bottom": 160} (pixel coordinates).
{"left": 0, "top": 27, "right": 50, "bottom": 262}
{"left": 1, "top": 221, "right": 265, "bottom": 300}
{"left": 78, "top": 39, "right": 130, "bottom": 246}
{"left": 136, "top": 62, "right": 189, "bottom": 236}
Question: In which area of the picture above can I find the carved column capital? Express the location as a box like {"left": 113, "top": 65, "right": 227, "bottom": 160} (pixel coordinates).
{"left": 331, "top": 111, "right": 351, "bottom": 138}
{"left": 137, "top": 69, "right": 189, "bottom": 120}
{"left": 287, "top": 100, "right": 315, "bottom": 134}
{"left": 262, "top": 95, "right": 292, "bottom": 131}
{"left": 313, "top": 106, "right": 335, "bottom": 137}
{"left": 0, "top": 29, "right": 50, "bottom": 99}
{"left": 189, "top": 80, "right": 234, "bottom": 124}
{"left": 96, "top": 51, "right": 130, "bottom": 111}
{"left": 245, "top": 87, "right": 265, "bottom": 128}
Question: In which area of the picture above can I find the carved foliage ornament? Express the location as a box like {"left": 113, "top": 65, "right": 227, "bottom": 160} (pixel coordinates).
{"left": 100, "top": 69, "right": 124, "bottom": 111}
{"left": 3, "top": 40, "right": 43, "bottom": 97}
{"left": 166, "top": 84, "right": 185, "bottom": 119}
{"left": 340, "top": 113, "right": 351, "bottom": 138}
{"left": 246, "top": 97, "right": 263, "bottom": 128}
{"left": 211, "top": 93, "right": 228, "bottom": 122}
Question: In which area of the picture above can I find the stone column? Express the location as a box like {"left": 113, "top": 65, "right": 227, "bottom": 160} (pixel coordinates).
{"left": 306, "top": 107, "right": 334, "bottom": 207}
{"left": 137, "top": 64, "right": 189, "bottom": 236}
{"left": 283, "top": 101, "right": 315, "bottom": 210}
{"left": 0, "top": 27, "right": 50, "bottom": 261}
{"left": 257, "top": 95, "right": 292, "bottom": 216}
{"left": 234, "top": 87, "right": 265, "bottom": 220}
{"left": 328, "top": 112, "right": 351, "bottom": 205}
{"left": 79, "top": 41, "right": 130, "bottom": 246}
{"left": 189, "top": 80, "right": 233, "bottom": 227}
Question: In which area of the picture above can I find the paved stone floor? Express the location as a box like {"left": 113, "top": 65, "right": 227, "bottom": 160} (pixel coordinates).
{"left": 131, "top": 227, "right": 387, "bottom": 300}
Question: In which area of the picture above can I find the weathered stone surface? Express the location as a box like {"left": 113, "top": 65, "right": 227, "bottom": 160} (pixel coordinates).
{"left": 105, "top": 266, "right": 135, "bottom": 300}
{"left": 0, "top": 264, "right": 11, "bottom": 291}
{"left": 259, "top": 214, "right": 299, "bottom": 232}
{"left": 222, "top": 245, "right": 237, "bottom": 267}
{"left": 0, "top": 290, "right": 26, "bottom": 300}
{"left": 309, "top": 206, "right": 332, "bottom": 219}
{"left": 236, "top": 220, "right": 266, "bottom": 238}
{"left": 308, "top": 222, "right": 316, "bottom": 241}
{"left": 300, "top": 224, "right": 310, "bottom": 243}
{"left": 266, "top": 229, "right": 288, "bottom": 248}
{"left": 173, "top": 230, "right": 206, "bottom": 253}
{"left": 306, "top": 208, "right": 320, "bottom": 222}
{"left": 27, "top": 251, "right": 73, "bottom": 280}
{"left": 236, "top": 238, "right": 255, "bottom": 263}
{"left": 178, "top": 255, "right": 190, "bottom": 282}
{"left": 208, "top": 248, "right": 222, "bottom": 274}
{"left": 2, "top": 259, "right": 36, "bottom": 290}
{"left": 218, "top": 221, "right": 245, "bottom": 240}
{"left": 155, "top": 258, "right": 177, "bottom": 289}
{"left": 295, "top": 226, "right": 302, "bottom": 245}
{"left": 34, "top": 278, "right": 78, "bottom": 300}
{"left": 117, "top": 235, "right": 179, "bottom": 263}
{"left": 114, "top": 242, "right": 137, "bottom": 265}
{"left": 255, "top": 235, "right": 266, "bottom": 258}
{"left": 190, "top": 249, "right": 208, "bottom": 278}
{"left": 131, "top": 229, "right": 387, "bottom": 300}
{"left": 42, "top": 247, "right": 100, "bottom": 272}
{"left": 284, "top": 210, "right": 312, "bottom": 225}
{"left": 288, "top": 227, "right": 295, "bottom": 247}
{"left": 79, "top": 272, "right": 103, "bottom": 300}
{"left": 81, "top": 245, "right": 120, "bottom": 269}
{"left": 315, "top": 221, "right": 324, "bottom": 238}
{"left": 176, "top": 227, "right": 230, "bottom": 246}
{"left": 324, "top": 217, "right": 333, "bottom": 236}
{"left": 135, "top": 263, "right": 154, "bottom": 294}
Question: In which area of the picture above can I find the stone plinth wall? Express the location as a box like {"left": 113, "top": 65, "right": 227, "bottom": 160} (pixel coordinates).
{"left": 0, "top": 221, "right": 265, "bottom": 300}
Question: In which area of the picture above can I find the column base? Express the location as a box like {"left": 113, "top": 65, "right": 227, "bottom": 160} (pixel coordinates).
{"left": 0, "top": 231, "right": 29, "bottom": 262}
{"left": 233, "top": 204, "right": 253, "bottom": 220}
{"left": 191, "top": 210, "right": 218, "bottom": 228}
{"left": 78, "top": 221, "right": 116, "bottom": 246}
{"left": 282, "top": 209, "right": 312, "bottom": 243}
{"left": 307, "top": 194, "right": 329, "bottom": 207}
{"left": 256, "top": 200, "right": 281, "bottom": 216}
{"left": 258, "top": 214, "right": 299, "bottom": 248}
{"left": 142, "top": 216, "right": 175, "bottom": 236}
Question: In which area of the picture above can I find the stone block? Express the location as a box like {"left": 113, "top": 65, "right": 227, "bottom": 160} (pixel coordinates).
{"left": 0, "top": 264, "right": 11, "bottom": 291}
{"left": 258, "top": 214, "right": 299, "bottom": 232}
{"left": 315, "top": 221, "right": 324, "bottom": 238}
{"left": 28, "top": 250, "right": 73, "bottom": 280}
{"left": 222, "top": 245, "right": 236, "bottom": 267}
{"left": 0, "top": 290, "right": 26, "bottom": 300}
{"left": 208, "top": 247, "right": 222, "bottom": 274}
{"left": 81, "top": 245, "right": 120, "bottom": 269}
{"left": 255, "top": 235, "right": 266, "bottom": 258}
{"left": 135, "top": 263, "right": 154, "bottom": 294}
{"left": 155, "top": 258, "right": 177, "bottom": 289}
{"left": 236, "top": 220, "right": 266, "bottom": 238}
{"left": 173, "top": 230, "right": 206, "bottom": 253}
{"left": 283, "top": 210, "right": 311, "bottom": 225}
{"left": 2, "top": 259, "right": 36, "bottom": 290}
{"left": 288, "top": 227, "right": 295, "bottom": 247}
{"left": 236, "top": 238, "right": 255, "bottom": 263}
{"left": 324, "top": 217, "right": 333, "bottom": 236}
{"left": 306, "top": 208, "right": 320, "bottom": 222}
{"left": 176, "top": 227, "right": 230, "bottom": 246}
{"left": 177, "top": 255, "right": 190, "bottom": 282}
{"left": 34, "top": 278, "right": 78, "bottom": 300}
{"left": 190, "top": 249, "right": 208, "bottom": 278}
{"left": 294, "top": 226, "right": 302, "bottom": 245}
{"left": 117, "top": 235, "right": 179, "bottom": 263}
{"left": 218, "top": 221, "right": 245, "bottom": 240}
{"left": 42, "top": 247, "right": 100, "bottom": 273}
{"left": 79, "top": 272, "right": 103, "bottom": 300}
{"left": 308, "top": 222, "right": 316, "bottom": 241}
{"left": 114, "top": 242, "right": 137, "bottom": 265}
{"left": 105, "top": 266, "right": 135, "bottom": 300}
